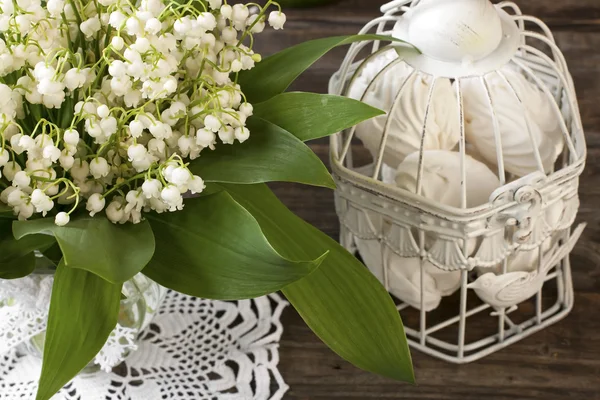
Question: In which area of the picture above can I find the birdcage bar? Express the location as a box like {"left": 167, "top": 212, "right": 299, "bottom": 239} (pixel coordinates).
{"left": 517, "top": 49, "right": 567, "bottom": 106}
{"left": 556, "top": 262, "right": 566, "bottom": 304}
{"left": 419, "top": 230, "right": 427, "bottom": 345}
{"left": 510, "top": 58, "right": 579, "bottom": 158}
{"left": 519, "top": 44, "right": 581, "bottom": 125}
{"left": 495, "top": 69, "right": 547, "bottom": 174}
{"left": 341, "top": 16, "right": 399, "bottom": 68}
{"left": 337, "top": 45, "right": 378, "bottom": 97}
{"left": 414, "top": 78, "right": 439, "bottom": 191}
{"left": 340, "top": 55, "right": 407, "bottom": 163}
{"left": 564, "top": 254, "right": 574, "bottom": 305}
{"left": 456, "top": 80, "right": 468, "bottom": 209}
{"left": 498, "top": 257, "right": 510, "bottom": 341}
{"left": 457, "top": 271, "right": 469, "bottom": 358}
{"left": 457, "top": 77, "right": 470, "bottom": 359}
{"left": 519, "top": 45, "right": 565, "bottom": 111}
{"left": 336, "top": 45, "right": 398, "bottom": 165}
{"left": 512, "top": 15, "right": 556, "bottom": 44}
{"left": 481, "top": 75, "right": 507, "bottom": 184}
{"left": 522, "top": 32, "right": 570, "bottom": 73}
{"left": 536, "top": 245, "right": 544, "bottom": 324}
{"left": 425, "top": 303, "right": 491, "bottom": 335}
{"left": 373, "top": 70, "right": 418, "bottom": 179}
{"left": 418, "top": 272, "right": 563, "bottom": 346}
{"left": 498, "top": 1, "right": 524, "bottom": 31}
{"left": 397, "top": 268, "right": 572, "bottom": 364}
{"left": 380, "top": 0, "right": 413, "bottom": 14}
{"left": 521, "top": 31, "right": 578, "bottom": 96}
{"left": 420, "top": 261, "right": 427, "bottom": 345}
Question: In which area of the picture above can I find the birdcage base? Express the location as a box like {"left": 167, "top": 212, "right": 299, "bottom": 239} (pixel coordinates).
{"left": 344, "top": 222, "right": 575, "bottom": 364}
{"left": 403, "top": 291, "right": 573, "bottom": 364}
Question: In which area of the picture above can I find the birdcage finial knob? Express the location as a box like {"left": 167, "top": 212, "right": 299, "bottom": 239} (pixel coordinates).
{"left": 404, "top": 0, "right": 503, "bottom": 63}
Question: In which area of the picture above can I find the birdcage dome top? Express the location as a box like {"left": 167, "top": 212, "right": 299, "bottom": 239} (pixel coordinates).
{"left": 391, "top": 0, "right": 521, "bottom": 78}
{"left": 329, "top": 0, "right": 586, "bottom": 218}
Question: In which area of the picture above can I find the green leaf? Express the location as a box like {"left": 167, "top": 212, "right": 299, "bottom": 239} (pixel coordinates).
{"left": 0, "top": 202, "right": 13, "bottom": 218}
{"left": 36, "top": 261, "right": 122, "bottom": 400}
{"left": 0, "top": 220, "right": 55, "bottom": 259}
{"left": 238, "top": 35, "right": 408, "bottom": 103}
{"left": 59, "top": 96, "right": 75, "bottom": 129}
{"left": 0, "top": 252, "right": 36, "bottom": 280}
{"left": 253, "top": 92, "right": 385, "bottom": 142}
{"left": 188, "top": 117, "right": 335, "bottom": 188}
{"left": 219, "top": 183, "right": 414, "bottom": 382}
{"left": 13, "top": 216, "right": 155, "bottom": 283}
{"left": 0, "top": 220, "right": 55, "bottom": 279}
{"left": 42, "top": 243, "right": 63, "bottom": 267}
{"left": 144, "top": 192, "right": 327, "bottom": 300}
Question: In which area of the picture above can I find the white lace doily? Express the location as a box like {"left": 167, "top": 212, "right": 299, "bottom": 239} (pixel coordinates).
{"left": 0, "top": 289, "right": 290, "bottom": 400}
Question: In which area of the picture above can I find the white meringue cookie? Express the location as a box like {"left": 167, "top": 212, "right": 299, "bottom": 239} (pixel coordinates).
{"left": 355, "top": 238, "right": 385, "bottom": 281}
{"left": 351, "top": 179, "right": 463, "bottom": 311}
{"left": 356, "top": 235, "right": 461, "bottom": 312}
{"left": 394, "top": 150, "right": 501, "bottom": 208}
{"left": 462, "top": 66, "right": 564, "bottom": 177}
{"left": 386, "top": 253, "right": 462, "bottom": 312}
{"left": 487, "top": 237, "right": 553, "bottom": 275}
{"left": 381, "top": 163, "right": 397, "bottom": 185}
{"left": 349, "top": 50, "right": 460, "bottom": 169}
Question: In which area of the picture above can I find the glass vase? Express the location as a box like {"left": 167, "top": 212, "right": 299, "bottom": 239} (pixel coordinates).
{"left": 15, "top": 258, "right": 167, "bottom": 373}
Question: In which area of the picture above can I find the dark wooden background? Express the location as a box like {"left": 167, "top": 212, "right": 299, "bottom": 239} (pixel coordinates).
{"left": 257, "top": 1, "right": 600, "bottom": 399}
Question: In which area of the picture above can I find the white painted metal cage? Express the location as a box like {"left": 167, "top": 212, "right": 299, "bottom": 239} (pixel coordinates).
{"left": 329, "top": 0, "right": 587, "bottom": 363}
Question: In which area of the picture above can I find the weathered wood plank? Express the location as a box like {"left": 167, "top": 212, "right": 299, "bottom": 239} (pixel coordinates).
{"left": 271, "top": 0, "right": 600, "bottom": 25}
{"left": 278, "top": 294, "right": 600, "bottom": 400}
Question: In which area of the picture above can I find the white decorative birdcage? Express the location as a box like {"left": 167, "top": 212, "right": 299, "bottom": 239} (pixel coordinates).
{"left": 329, "top": 0, "right": 587, "bottom": 363}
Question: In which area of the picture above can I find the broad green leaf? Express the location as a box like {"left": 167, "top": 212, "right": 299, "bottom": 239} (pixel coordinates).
{"left": 253, "top": 92, "right": 384, "bottom": 142}
{"left": 0, "top": 220, "right": 55, "bottom": 260}
{"left": 42, "top": 243, "right": 63, "bottom": 267}
{"left": 0, "top": 252, "right": 36, "bottom": 280}
{"left": 13, "top": 216, "right": 155, "bottom": 283}
{"left": 0, "top": 220, "right": 55, "bottom": 279}
{"left": 188, "top": 117, "right": 335, "bottom": 188}
{"left": 0, "top": 202, "right": 13, "bottom": 218}
{"left": 36, "top": 261, "right": 122, "bottom": 400}
{"left": 220, "top": 183, "right": 414, "bottom": 382}
{"left": 238, "top": 35, "right": 407, "bottom": 103}
{"left": 144, "top": 192, "right": 327, "bottom": 300}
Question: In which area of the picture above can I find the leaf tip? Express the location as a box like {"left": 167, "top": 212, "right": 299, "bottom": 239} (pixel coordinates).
{"left": 313, "top": 250, "right": 330, "bottom": 267}
{"left": 324, "top": 178, "right": 337, "bottom": 190}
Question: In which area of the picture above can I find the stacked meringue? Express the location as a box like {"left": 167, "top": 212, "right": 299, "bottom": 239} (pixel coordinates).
{"left": 348, "top": 51, "right": 566, "bottom": 310}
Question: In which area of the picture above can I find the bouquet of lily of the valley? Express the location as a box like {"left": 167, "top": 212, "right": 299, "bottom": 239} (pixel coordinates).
{"left": 0, "top": 0, "right": 414, "bottom": 397}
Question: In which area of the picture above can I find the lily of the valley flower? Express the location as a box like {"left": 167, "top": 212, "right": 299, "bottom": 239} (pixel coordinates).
{"left": 0, "top": 0, "right": 286, "bottom": 225}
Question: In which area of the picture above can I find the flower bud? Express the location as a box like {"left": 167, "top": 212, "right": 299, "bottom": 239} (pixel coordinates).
{"left": 55, "top": 212, "right": 70, "bottom": 226}
{"left": 111, "top": 36, "right": 125, "bottom": 50}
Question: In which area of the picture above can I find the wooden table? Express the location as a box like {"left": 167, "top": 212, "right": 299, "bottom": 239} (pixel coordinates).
{"left": 256, "top": 1, "right": 600, "bottom": 398}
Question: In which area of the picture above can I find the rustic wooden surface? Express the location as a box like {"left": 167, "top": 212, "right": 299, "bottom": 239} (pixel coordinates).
{"left": 261, "top": 1, "right": 600, "bottom": 399}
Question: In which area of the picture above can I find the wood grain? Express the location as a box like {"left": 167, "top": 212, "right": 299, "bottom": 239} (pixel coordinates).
{"left": 260, "top": 1, "right": 600, "bottom": 398}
